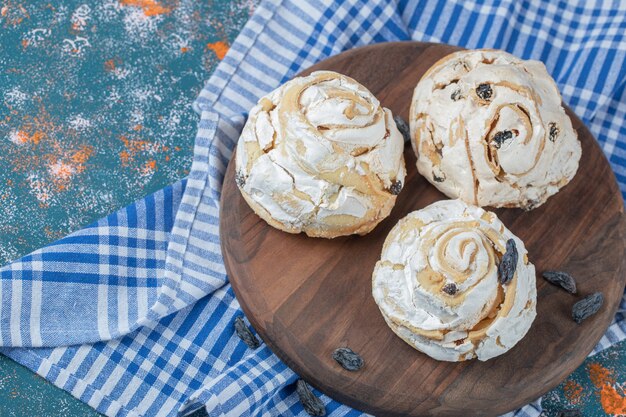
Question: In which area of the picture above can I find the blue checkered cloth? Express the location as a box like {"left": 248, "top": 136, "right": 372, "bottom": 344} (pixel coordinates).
{"left": 1, "top": 1, "right": 626, "bottom": 416}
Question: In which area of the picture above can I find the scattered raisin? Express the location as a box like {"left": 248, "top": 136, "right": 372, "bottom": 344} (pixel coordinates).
{"left": 389, "top": 180, "right": 403, "bottom": 195}
{"left": 450, "top": 89, "right": 462, "bottom": 101}
{"left": 492, "top": 130, "right": 513, "bottom": 149}
{"left": 442, "top": 283, "right": 458, "bottom": 295}
{"left": 332, "top": 348, "right": 364, "bottom": 371}
{"left": 498, "top": 239, "right": 518, "bottom": 285}
{"left": 549, "top": 122, "right": 559, "bottom": 141}
{"left": 542, "top": 271, "right": 577, "bottom": 294}
{"left": 433, "top": 171, "right": 446, "bottom": 182}
{"left": 234, "top": 317, "right": 260, "bottom": 349}
{"left": 235, "top": 171, "right": 246, "bottom": 188}
{"left": 393, "top": 115, "right": 411, "bottom": 143}
{"left": 296, "top": 380, "right": 326, "bottom": 416}
{"left": 572, "top": 292, "right": 604, "bottom": 324}
{"left": 476, "top": 83, "right": 493, "bottom": 100}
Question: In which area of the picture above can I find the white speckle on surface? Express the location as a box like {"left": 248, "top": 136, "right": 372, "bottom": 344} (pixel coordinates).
{"left": 122, "top": 8, "right": 161, "bottom": 39}
{"left": 7, "top": 130, "right": 23, "bottom": 145}
{"left": 62, "top": 36, "right": 91, "bottom": 55}
{"left": 112, "top": 66, "right": 131, "bottom": 80}
{"left": 48, "top": 161, "right": 76, "bottom": 181}
{"left": 53, "top": 5, "right": 70, "bottom": 24}
{"left": 26, "top": 173, "right": 54, "bottom": 204}
{"left": 68, "top": 115, "right": 92, "bottom": 132}
{"left": 107, "top": 88, "right": 122, "bottom": 103}
{"left": 130, "top": 108, "right": 144, "bottom": 125}
{"left": 70, "top": 4, "right": 91, "bottom": 31}
{"left": 96, "top": 0, "right": 122, "bottom": 22}
{"left": 131, "top": 86, "right": 158, "bottom": 104}
{"left": 3, "top": 88, "right": 29, "bottom": 109}
{"left": 23, "top": 28, "right": 52, "bottom": 47}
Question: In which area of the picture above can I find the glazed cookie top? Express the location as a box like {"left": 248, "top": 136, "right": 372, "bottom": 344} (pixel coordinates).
{"left": 372, "top": 199, "right": 537, "bottom": 361}
{"left": 236, "top": 70, "right": 406, "bottom": 238}
{"left": 410, "top": 49, "right": 581, "bottom": 209}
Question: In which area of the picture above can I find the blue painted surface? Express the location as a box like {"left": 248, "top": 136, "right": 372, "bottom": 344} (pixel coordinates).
{"left": 0, "top": 0, "right": 623, "bottom": 416}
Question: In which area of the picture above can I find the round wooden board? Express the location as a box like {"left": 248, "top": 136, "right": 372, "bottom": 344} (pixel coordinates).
{"left": 220, "top": 42, "right": 626, "bottom": 417}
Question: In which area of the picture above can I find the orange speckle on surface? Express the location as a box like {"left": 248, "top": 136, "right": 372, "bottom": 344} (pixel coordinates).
{"left": 590, "top": 363, "right": 615, "bottom": 387}
{"left": 70, "top": 145, "right": 94, "bottom": 172}
{"left": 563, "top": 380, "right": 583, "bottom": 404}
{"left": 21, "top": 38, "right": 29, "bottom": 48}
{"left": 206, "top": 41, "right": 229, "bottom": 60}
{"left": 118, "top": 0, "right": 171, "bottom": 17}
{"left": 588, "top": 362, "right": 626, "bottom": 415}
{"left": 180, "top": 46, "right": 189, "bottom": 53}
{"left": 133, "top": 124, "right": 143, "bottom": 131}
{"left": 16, "top": 130, "right": 44, "bottom": 144}
{"left": 119, "top": 135, "right": 165, "bottom": 166}
{"left": 2, "top": 3, "right": 31, "bottom": 26}
{"left": 165, "top": 155, "right": 170, "bottom": 161}
{"left": 71, "top": 21, "right": 81, "bottom": 31}
{"left": 104, "top": 59, "right": 116, "bottom": 72}
{"left": 119, "top": 150, "right": 131, "bottom": 166}
{"left": 139, "top": 159, "right": 157, "bottom": 177}
{"left": 599, "top": 384, "right": 626, "bottom": 415}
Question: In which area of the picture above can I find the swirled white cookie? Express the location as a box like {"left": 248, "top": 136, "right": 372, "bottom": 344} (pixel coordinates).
{"left": 410, "top": 49, "right": 581, "bottom": 209}
{"left": 372, "top": 199, "right": 537, "bottom": 362}
{"left": 236, "top": 71, "right": 406, "bottom": 238}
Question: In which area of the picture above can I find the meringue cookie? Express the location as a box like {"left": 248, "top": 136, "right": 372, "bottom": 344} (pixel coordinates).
{"left": 410, "top": 49, "right": 581, "bottom": 209}
{"left": 236, "top": 71, "right": 406, "bottom": 238}
{"left": 372, "top": 199, "right": 537, "bottom": 362}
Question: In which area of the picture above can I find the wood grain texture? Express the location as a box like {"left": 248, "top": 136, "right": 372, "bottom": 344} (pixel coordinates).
{"left": 220, "top": 42, "right": 626, "bottom": 417}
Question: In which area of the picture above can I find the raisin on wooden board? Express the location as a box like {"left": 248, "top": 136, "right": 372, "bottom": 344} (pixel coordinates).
{"left": 332, "top": 348, "right": 364, "bottom": 371}
{"left": 572, "top": 292, "right": 604, "bottom": 324}
{"left": 542, "top": 271, "right": 577, "bottom": 294}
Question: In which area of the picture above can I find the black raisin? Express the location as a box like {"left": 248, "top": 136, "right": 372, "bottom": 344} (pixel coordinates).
{"left": 492, "top": 130, "right": 513, "bottom": 149}
{"left": 572, "top": 292, "right": 604, "bottom": 324}
{"left": 389, "top": 180, "right": 403, "bottom": 195}
{"left": 498, "top": 239, "right": 518, "bottom": 285}
{"left": 549, "top": 122, "right": 559, "bottom": 142}
{"left": 557, "top": 409, "right": 583, "bottom": 417}
{"left": 542, "top": 271, "right": 577, "bottom": 294}
{"left": 234, "top": 317, "right": 260, "bottom": 349}
{"left": 442, "top": 283, "right": 458, "bottom": 295}
{"left": 235, "top": 171, "right": 246, "bottom": 188}
{"left": 432, "top": 168, "right": 446, "bottom": 182}
{"left": 450, "top": 89, "right": 462, "bottom": 101}
{"left": 476, "top": 83, "right": 493, "bottom": 100}
{"left": 296, "top": 380, "right": 326, "bottom": 416}
{"left": 393, "top": 115, "right": 411, "bottom": 143}
{"left": 332, "top": 348, "right": 364, "bottom": 371}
